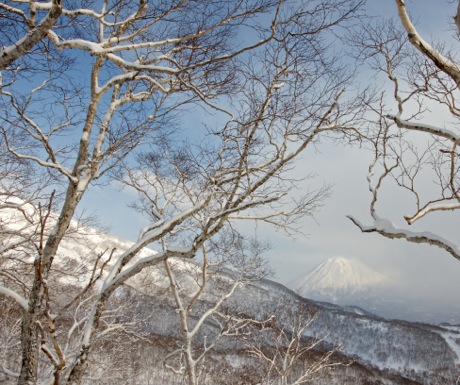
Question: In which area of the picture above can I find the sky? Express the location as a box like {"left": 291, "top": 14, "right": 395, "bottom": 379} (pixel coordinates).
{"left": 80, "top": 0, "right": 460, "bottom": 317}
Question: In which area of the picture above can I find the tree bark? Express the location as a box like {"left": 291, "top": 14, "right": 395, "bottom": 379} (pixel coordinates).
{"left": 17, "top": 278, "right": 40, "bottom": 385}
{"left": 17, "top": 182, "right": 83, "bottom": 385}
{"left": 0, "top": 0, "right": 62, "bottom": 70}
{"left": 395, "top": 0, "right": 460, "bottom": 88}
{"left": 17, "top": 57, "right": 102, "bottom": 385}
{"left": 455, "top": 0, "right": 460, "bottom": 35}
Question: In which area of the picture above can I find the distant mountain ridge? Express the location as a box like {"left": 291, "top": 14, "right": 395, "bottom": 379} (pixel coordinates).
{"left": 53, "top": 228, "right": 460, "bottom": 382}
{"left": 2, "top": 204, "right": 460, "bottom": 384}
{"left": 287, "top": 256, "right": 460, "bottom": 325}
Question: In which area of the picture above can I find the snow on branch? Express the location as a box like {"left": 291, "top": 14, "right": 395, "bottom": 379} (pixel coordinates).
{"left": 0, "top": 285, "right": 29, "bottom": 311}
{"left": 347, "top": 215, "right": 460, "bottom": 262}
{"left": 386, "top": 115, "right": 460, "bottom": 143}
{"left": 404, "top": 201, "right": 460, "bottom": 225}
{"left": 0, "top": 0, "right": 62, "bottom": 70}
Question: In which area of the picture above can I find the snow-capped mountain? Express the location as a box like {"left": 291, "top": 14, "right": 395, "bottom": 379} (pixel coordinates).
{"left": 289, "top": 257, "right": 387, "bottom": 300}
{"left": 287, "top": 256, "right": 460, "bottom": 325}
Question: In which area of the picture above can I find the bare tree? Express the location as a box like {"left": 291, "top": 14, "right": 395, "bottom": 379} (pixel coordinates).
{"left": 162, "top": 231, "right": 271, "bottom": 385}
{"left": 0, "top": 1, "right": 364, "bottom": 384}
{"left": 247, "top": 304, "right": 344, "bottom": 385}
{"left": 348, "top": 1, "right": 460, "bottom": 262}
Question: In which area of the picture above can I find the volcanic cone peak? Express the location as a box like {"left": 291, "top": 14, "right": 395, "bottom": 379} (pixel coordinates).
{"left": 289, "top": 257, "right": 387, "bottom": 297}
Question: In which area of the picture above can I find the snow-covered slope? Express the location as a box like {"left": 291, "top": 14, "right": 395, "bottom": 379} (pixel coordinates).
{"left": 225, "top": 277, "right": 460, "bottom": 384}
{"left": 110, "top": 262, "right": 460, "bottom": 385}
{"left": 53, "top": 228, "right": 460, "bottom": 383}
{"left": 2, "top": 206, "right": 460, "bottom": 384}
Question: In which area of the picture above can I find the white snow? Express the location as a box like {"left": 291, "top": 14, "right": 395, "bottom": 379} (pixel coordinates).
{"left": 288, "top": 256, "right": 387, "bottom": 298}
{"left": 374, "top": 217, "right": 395, "bottom": 231}
{"left": 441, "top": 328, "right": 460, "bottom": 364}
{"left": 0, "top": 286, "right": 28, "bottom": 310}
